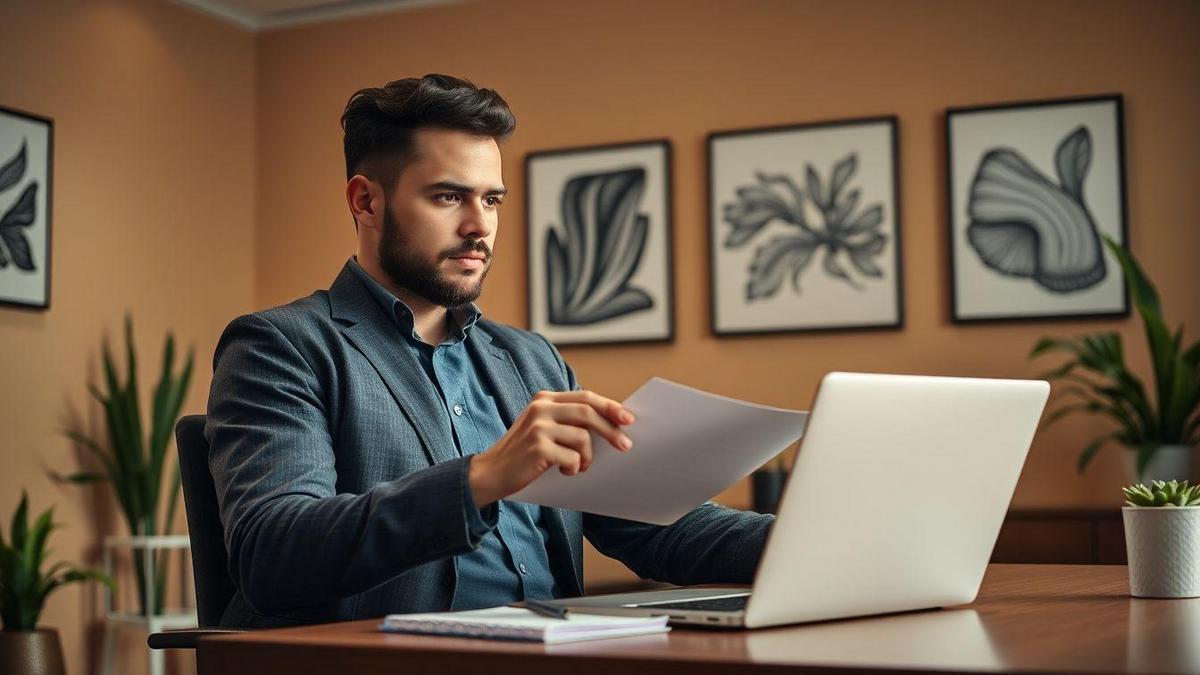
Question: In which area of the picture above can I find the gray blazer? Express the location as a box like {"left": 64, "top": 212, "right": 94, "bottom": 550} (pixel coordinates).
{"left": 206, "top": 262, "right": 773, "bottom": 628}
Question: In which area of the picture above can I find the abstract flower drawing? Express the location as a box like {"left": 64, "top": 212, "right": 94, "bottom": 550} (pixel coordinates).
{"left": 722, "top": 153, "right": 887, "bottom": 302}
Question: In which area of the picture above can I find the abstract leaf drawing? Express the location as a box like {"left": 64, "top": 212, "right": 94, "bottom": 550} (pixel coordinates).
{"left": 0, "top": 141, "right": 37, "bottom": 271}
{"left": 527, "top": 140, "right": 672, "bottom": 345}
{"left": 967, "top": 126, "right": 1105, "bottom": 293}
{"left": 722, "top": 154, "right": 887, "bottom": 302}
{"left": 545, "top": 167, "right": 654, "bottom": 325}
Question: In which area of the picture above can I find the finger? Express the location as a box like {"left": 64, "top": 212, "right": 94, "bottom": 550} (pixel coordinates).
{"left": 547, "top": 390, "right": 635, "bottom": 426}
{"left": 549, "top": 424, "right": 593, "bottom": 471}
{"left": 553, "top": 402, "right": 632, "bottom": 452}
{"left": 552, "top": 444, "right": 582, "bottom": 476}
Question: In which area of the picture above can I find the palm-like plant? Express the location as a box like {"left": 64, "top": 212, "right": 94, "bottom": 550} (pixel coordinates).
{"left": 64, "top": 316, "right": 193, "bottom": 615}
{"left": 1, "top": 491, "right": 111, "bottom": 631}
{"left": 1031, "top": 236, "right": 1200, "bottom": 476}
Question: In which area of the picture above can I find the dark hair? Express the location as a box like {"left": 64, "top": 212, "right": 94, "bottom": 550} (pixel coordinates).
{"left": 341, "top": 74, "right": 516, "bottom": 189}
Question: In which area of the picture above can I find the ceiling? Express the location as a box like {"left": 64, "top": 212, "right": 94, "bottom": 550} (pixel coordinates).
{"left": 168, "top": 0, "right": 462, "bottom": 31}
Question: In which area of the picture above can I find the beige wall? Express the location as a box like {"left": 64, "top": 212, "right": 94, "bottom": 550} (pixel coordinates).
{"left": 255, "top": 0, "right": 1200, "bottom": 506}
{"left": 252, "top": 0, "right": 1200, "bottom": 588}
{"left": 0, "top": 0, "right": 255, "bottom": 673}
{"left": 2, "top": 0, "right": 1198, "bottom": 670}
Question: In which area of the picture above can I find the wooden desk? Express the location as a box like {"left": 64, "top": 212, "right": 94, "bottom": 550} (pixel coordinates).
{"left": 197, "top": 565, "right": 1199, "bottom": 674}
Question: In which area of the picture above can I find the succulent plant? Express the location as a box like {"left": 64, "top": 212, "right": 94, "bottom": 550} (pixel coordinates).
{"left": 1122, "top": 480, "right": 1200, "bottom": 507}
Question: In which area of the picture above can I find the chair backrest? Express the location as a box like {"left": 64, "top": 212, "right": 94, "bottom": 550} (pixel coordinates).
{"left": 176, "top": 414, "right": 235, "bottom": 628}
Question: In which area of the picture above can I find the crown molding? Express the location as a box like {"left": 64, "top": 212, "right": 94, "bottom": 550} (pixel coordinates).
{"left": 168, "top": 0, "right": 463, "bottom": 32}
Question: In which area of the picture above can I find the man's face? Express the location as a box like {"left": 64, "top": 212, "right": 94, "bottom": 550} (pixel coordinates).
{"left": 377, "top": 127, "right": 505, "bottom": 308}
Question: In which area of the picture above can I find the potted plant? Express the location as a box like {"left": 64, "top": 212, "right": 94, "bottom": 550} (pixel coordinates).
{"left": 64, "top": 316, "right": 193, "bottom": 616}
{"left": 1122, "top": 480, "right": 1200, "bottom": 598}
{"left": 1031, "top": 236, "right": 1199, "bottom": 482}
{"left": 0, "top": 491, "right": 111, "bottom": 675}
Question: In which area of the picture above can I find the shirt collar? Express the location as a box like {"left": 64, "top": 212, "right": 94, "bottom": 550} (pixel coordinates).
{"left": 347, "top": 256, "right": 482, "bottom": 344}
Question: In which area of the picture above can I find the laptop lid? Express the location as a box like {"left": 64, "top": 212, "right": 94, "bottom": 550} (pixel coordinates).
{"left": 743, "top": 372, "right": 1048, "bottom": 628}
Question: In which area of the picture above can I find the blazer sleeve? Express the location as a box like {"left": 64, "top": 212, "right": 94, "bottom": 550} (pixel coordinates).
{"left": 206, "top": 313, "right": 497, "bottom": 615}
{"left": 535, "top": 333, "right": 775, "bottom": 585}
{"left": 583, "top": 506, "right": 772, "bottom": 586}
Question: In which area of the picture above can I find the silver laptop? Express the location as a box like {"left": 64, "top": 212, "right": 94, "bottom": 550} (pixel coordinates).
{"left": 552, "top": 372, "right": 1049, "bottom": 629}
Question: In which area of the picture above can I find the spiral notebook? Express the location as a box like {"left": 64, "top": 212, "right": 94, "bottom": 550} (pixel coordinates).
{"left": 379, "top": 606, "right": 670, "bottom": 644}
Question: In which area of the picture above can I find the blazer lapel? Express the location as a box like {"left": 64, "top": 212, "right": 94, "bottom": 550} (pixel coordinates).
{"left": 466, "top": 328, "right": 533, "bottom": 427}
{"left": 328, "top": 264, "right": 458, "bottom": 466}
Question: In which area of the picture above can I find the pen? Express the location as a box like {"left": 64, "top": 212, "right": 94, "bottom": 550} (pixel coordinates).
{"left": 524, "top": 598, "right": 569, "bottom": 620}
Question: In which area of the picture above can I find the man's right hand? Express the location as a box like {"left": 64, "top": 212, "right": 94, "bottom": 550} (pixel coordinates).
{"left": 468, "top": 390, "right": 635, "bottom": 507}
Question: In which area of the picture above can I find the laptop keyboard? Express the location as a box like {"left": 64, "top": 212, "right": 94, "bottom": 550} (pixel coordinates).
{"left": 634, "top": 594, "right": 750, "bottom": 612}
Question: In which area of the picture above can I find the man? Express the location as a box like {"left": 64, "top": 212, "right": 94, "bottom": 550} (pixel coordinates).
{"left": 206, "top": 74, "right": 773, "bottom": 629}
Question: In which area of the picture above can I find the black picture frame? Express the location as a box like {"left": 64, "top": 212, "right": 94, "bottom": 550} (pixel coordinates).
{"left": 524, "top": 139, "right": 675, "bottom": 347}
{"left": 707, "top": 116, "right": 904, "bottom": 336}
{"left": 0, "top": 104, "right": 53, "bottom": 311}
{"left": 945, "top": 94, "right": 1130, "bottom": 324}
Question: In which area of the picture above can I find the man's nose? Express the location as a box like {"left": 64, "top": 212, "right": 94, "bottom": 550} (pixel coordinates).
{"left": 459, "top": 200, "right": 494, "bottom": 239}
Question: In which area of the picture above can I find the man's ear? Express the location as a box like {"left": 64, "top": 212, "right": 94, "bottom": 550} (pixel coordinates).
{"left": 346, "top": 175, "right": 382, "bottom": 231}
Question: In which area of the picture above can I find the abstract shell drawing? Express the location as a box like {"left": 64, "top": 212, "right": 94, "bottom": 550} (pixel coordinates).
{"left": 967, "top": 127, "right": 1105, "bottom": 293}
{"left": 527, "top": 141, "right": 673, "bottom": 345}
{"left": 947, "top": 95, "right": 1128, "bottom": 322}
{"left": 709, "top": 117, "right": 903, "bottom": 335}
{"left": 0, "top": 105, "right": 52, "bottom": 310}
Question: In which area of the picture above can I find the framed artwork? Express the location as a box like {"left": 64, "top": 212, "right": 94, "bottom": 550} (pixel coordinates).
{"left": 708, "top": 117, "right": 903, "bottom": 335}
{"left": 526, "top": 140, "right": 674, "bottom": 346}
{"left": 946, "top": 94, "right": 1129, "bottom": 322}
{"left": 0, "top": 105, "right": 52, "bottom": 310}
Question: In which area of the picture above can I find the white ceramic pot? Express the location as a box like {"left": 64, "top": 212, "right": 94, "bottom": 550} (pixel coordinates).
{"left": 1124, "top": 444, "right": 1193, "bottom": 484}
{"left": 1123, "top": 505, "right": 1200, "bottom": 598}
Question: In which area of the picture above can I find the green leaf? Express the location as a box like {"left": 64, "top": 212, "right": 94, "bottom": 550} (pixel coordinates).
{"left": 26, "top": 508, "right": 54, "bottom": 575}
{"left": 123, "top": 315, "right": 146, "bottom": 493}
{"left": 1076, "top": 434, "right": 1118, "bottom": 473}
{"left": 10, "top": 492, "right": 28, "bottom": 552}
{"left": 149, "top": 333, "right": 176, "bottom": 475}
{"left": 1030, "top": 337, "right": 1083, "bottom": 360}
{"left": 1041, "top": 401, "right": 1096, "bottom": 430}
{"left": 63, "top": 472, "right": 107, "bottom": 484}
{"left": 1036, "top": 361, "right": 1078, "bottom": 382}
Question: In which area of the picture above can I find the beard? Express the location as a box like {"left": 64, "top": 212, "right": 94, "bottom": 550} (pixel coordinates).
{"left": 377, "top": 207, "right": 491, "bottom": 308}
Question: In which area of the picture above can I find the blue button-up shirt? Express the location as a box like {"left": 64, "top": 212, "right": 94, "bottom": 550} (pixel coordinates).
{"left": 348, "top": 258, "right": 560, "bottom": 610}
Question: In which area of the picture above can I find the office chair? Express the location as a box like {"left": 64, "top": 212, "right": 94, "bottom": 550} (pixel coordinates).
{"left": 147, "top": 415, "right": 243, "bottom": 649}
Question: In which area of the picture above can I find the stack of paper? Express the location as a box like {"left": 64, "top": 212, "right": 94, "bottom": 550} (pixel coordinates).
{"left": 380, "top": 607, "right": 669, "bottom": 644}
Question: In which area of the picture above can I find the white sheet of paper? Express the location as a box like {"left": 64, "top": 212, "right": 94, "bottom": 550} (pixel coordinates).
{"left": 509, "top": 377, "right": 808, "bottom": 525}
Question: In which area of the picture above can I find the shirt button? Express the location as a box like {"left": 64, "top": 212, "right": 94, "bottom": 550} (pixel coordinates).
{"left": 453, "top": 404, "right": 464, "bottom": 416}
{"left": 518, "top": 563, "right": 529, "bottom": 575}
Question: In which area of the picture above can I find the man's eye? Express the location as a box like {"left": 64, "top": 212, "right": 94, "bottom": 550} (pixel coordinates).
{"left": 435, "top": 193, "right": 462, "bottom": 204}
{"left": 485, "top": 197, "right": 504, "bottom": 207}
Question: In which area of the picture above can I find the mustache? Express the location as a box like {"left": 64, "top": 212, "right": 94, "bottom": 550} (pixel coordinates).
{"left": 443, "top": 240, "right": 492, "bottom": 261}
